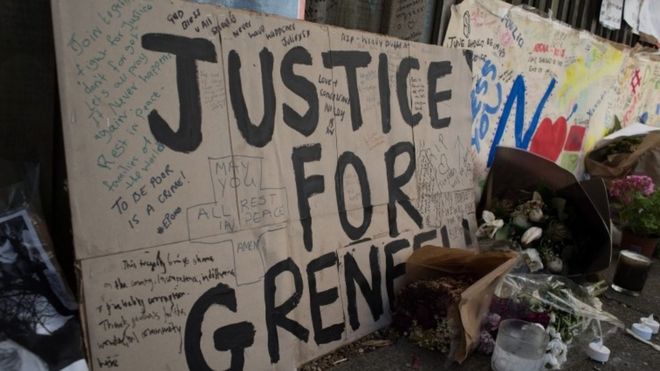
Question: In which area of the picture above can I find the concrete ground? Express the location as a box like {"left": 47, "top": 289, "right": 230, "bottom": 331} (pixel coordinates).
{"left": 326, "top": 251, "right": 660, "bottom": 371}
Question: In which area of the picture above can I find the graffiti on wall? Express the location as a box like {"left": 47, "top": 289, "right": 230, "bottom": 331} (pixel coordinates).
{"left": 445, "top": 0, "right": 660, "bottom": 186}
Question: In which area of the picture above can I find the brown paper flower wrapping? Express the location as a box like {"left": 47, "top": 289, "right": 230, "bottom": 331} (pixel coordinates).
{"left": 404, "top": 246, "right": 518, "bottom": 363}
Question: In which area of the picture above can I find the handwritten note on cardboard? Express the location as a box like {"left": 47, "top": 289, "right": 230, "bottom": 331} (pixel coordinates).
{"left": 51, "top": 0, "right": 476, "bottom": 369}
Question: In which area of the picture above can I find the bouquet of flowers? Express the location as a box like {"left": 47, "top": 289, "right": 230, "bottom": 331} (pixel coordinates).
{"left": 477, "top": 274, "right": 623, "bottom": 369}
{"left": 393, "top": 275, "right": 476, "bottom": 353}
{"left": 586, "top": 130, "right": 660, "bottom": 187}
{"left": 392, "top": 247, "right": 518, "bottom": 362}
{"left": 476, "top": 189, "right": 576, "bottom": 274}
{"left": 482, "top": 147, "right": 611, "bottom": 275}
{"left": 609, "top": 175, "right": 660, "bottom": 237}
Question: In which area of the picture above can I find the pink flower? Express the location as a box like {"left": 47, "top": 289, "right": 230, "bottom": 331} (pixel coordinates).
{"left": 478, "top": 330, "right": 495, "bottom": 354}
{"left": 484, "top": 312, "right": 501, "bottom": 332}
{"left": 610, "top": 175, "right": 655, "bottom": 205}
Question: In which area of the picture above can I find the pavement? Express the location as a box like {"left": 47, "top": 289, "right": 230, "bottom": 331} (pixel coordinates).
{"left": 327, "top": 250, "right": 660, "bottom": 371}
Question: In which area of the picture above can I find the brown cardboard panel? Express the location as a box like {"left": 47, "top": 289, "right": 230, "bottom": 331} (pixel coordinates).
{"left": 52, "top": 0, "right": 476, "bottom": 369}
{"left": 409, "top": 42, "right": 476, "bottom": 239}
{"left": 52, "top": 1, "right": 228, "bottom": 259}
{"left": 218, "top": 8, "right": 338, "bottom": 225}
{"left": 326, "top": 27, "right": 415, "bottom": 212}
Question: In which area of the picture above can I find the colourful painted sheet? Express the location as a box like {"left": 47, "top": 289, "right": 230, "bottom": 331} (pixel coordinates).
{"left": 444, "top": 0, "right": 660, "bottom": 190}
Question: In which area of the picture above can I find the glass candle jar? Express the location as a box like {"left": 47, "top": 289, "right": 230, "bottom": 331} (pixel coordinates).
{"left": 491, "top": 319, "right": 548, "bottom": 371}
{"left": 611, "top": 250, "right": 652, "bottom": 296}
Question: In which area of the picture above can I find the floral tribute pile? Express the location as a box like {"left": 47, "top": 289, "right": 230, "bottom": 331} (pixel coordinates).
{"left": 476, "top": 274, "right": 622, "bottom": 370}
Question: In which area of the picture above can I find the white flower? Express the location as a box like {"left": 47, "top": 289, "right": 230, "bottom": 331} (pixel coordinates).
{"left": 547, "top": 258, "right": 563, "bottom": 273}
{"left": 548, "top": 338, "right": 566, "bottom": 356}
{"left": 544, "top": 353, "right": 560, "bottom": 369}
{"left": 544, "top": 327, "right": 567, "bottom": 369}
{"left": 522, "top": 248, "right": 544, "bottom": 272}
{"left": 476, "top": 210, "right": 504, "bottom": 238}
{"left": 547, "top": 338, "right": 568, "bottom": 367}
{"left": 521, "top": 226, "right": 543, "bottom": 245}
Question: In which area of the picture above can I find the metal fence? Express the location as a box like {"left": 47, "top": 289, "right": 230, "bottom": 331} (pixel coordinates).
{"left": 504, "top": 0, "right": 647, "bottom": 47}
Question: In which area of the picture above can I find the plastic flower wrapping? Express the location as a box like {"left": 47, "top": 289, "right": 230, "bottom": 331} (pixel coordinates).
{"left": 477, "top": 274, "right": 623, "bottom": 369}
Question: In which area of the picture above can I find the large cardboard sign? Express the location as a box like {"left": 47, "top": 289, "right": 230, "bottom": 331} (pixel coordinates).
{"left": 444, "top": 0, "right": 660, "bottom": 188}
{"left": 51, "top": 0, "right": 475, "bottom": 369}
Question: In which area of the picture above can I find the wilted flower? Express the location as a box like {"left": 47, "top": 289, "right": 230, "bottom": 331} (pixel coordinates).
{"left": 508, "top": 193, "right": 545, "bottom": 229}
{"left": 610, "top": 175, "right": 655, "bottom": 205}
{"left": 476, "top": 210, "right": 504, "bottom": 238}
{"left": 537, "top": 241, "right": 561, "bottom": 272}
{"left": 521, "top": 227, "right": 543, "bottom": 245}
{"left": 518, "top": 191, "right": 545, "bottom": 222}
{"left": 528, "top": 208, "right": 544, "bottom": 222}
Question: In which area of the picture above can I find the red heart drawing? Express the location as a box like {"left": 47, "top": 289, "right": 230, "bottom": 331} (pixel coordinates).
{"left": 529, "top": 116, "right": 568, "bottom": 161}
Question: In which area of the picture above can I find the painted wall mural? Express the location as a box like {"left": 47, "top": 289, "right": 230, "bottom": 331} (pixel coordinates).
{"left": 444, "top": 0, "right": 660, "bottom": 189}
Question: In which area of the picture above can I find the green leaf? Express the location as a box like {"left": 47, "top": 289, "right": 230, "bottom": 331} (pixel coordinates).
{"left": 495, "top": 224, "right": 510, "bottom": 241}
{"left": 620, "top": 191, "right": 660, "bottom": 237}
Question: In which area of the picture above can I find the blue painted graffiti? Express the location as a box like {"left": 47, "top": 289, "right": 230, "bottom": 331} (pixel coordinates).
{"left": 470, "top": 59, "right": 502, "bottom": 153}
{"left": 487, "top": 75, "right": 556, "bottom": 166}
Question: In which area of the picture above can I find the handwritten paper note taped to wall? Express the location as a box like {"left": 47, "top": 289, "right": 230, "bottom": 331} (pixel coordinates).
{"left": 51, "top": 0, "right": 476, "bottom": 369}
